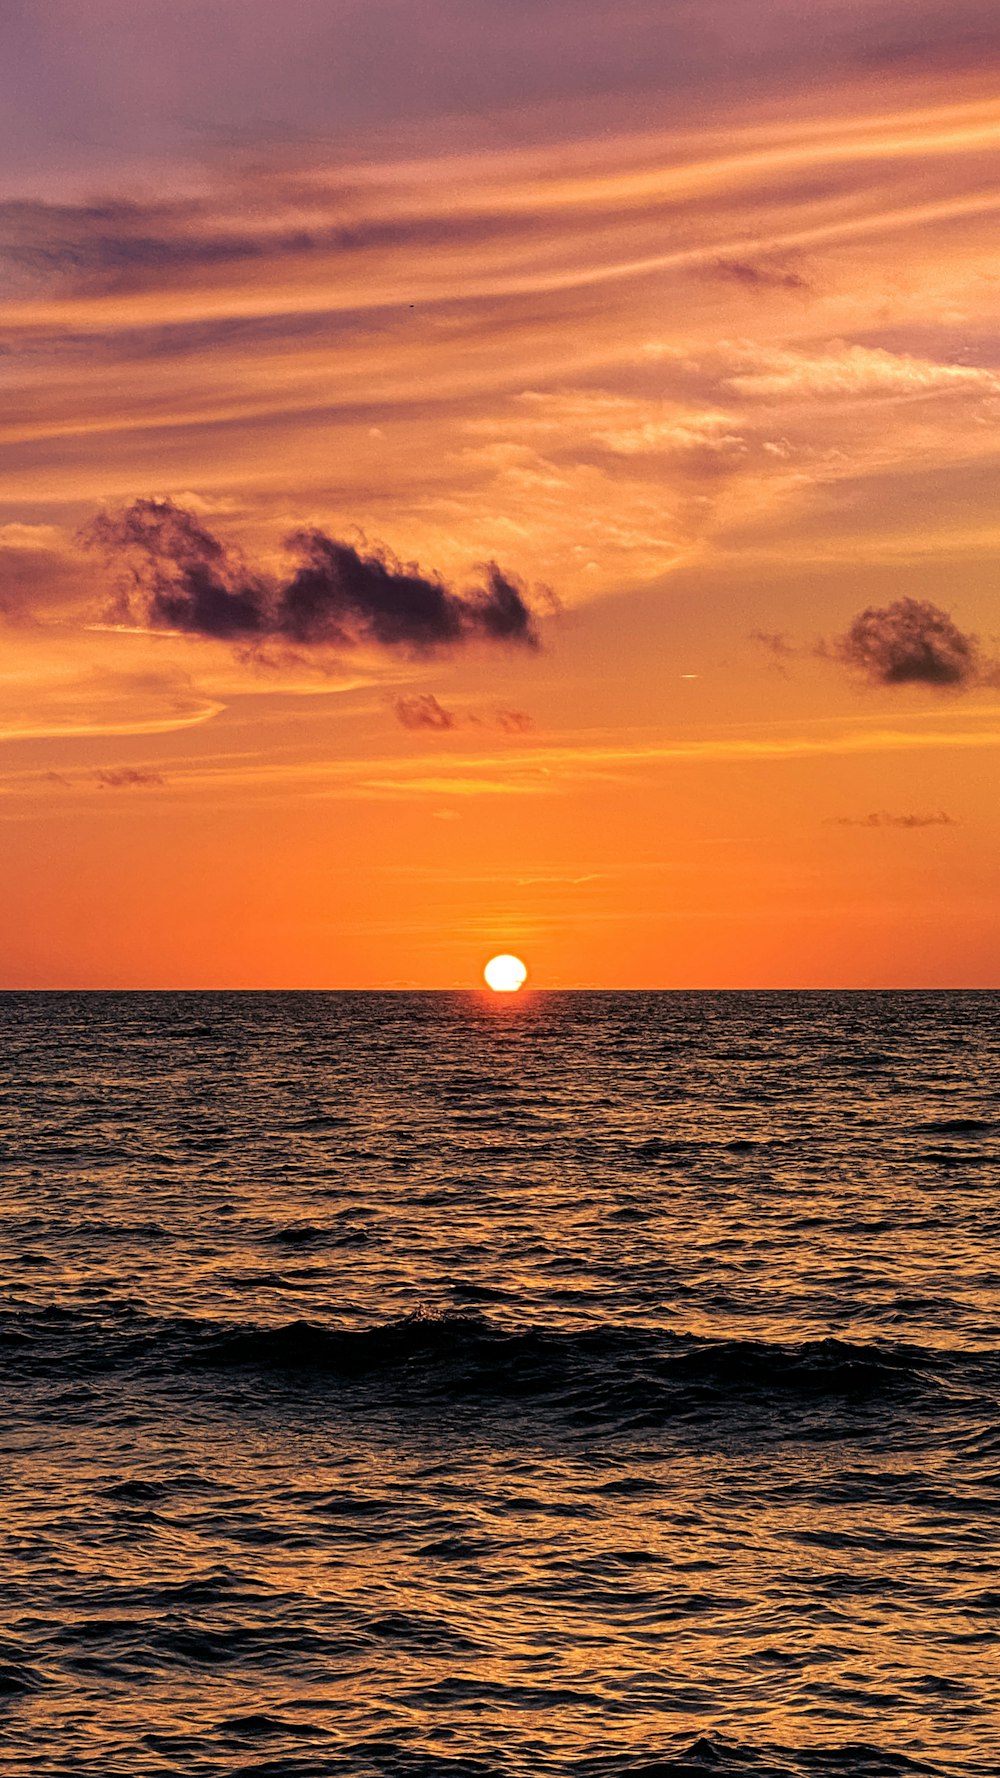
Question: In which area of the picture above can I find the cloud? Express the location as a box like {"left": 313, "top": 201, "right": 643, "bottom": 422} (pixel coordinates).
{"left": 87, "top": 500, "right": 267, "bottom": 639}
{"left": 727, "top": 344, "right": 1000, "bottom": 401}
{"left": 827, "top": 810, "right": 957, "bottom": 828}
{"left": 709, "top": 259, "right": 809, "bottom": 293}
{"left": 9, "top": 87, "right": 1000, "bottom": 619}
{"left": 37, "top": 764, "right": 165, "bottom": 791}
{"left": 5, "top": 0, "right": 999, "bottom": 196}
{"left": 0, "top": 523, "right": 65, "bottom": 551}
{"left": 393, "top": 696, "right": 534, "bottom": 734}
{"left": 495, "top": 708, "right": 534, "bottom": 732}
{"left": 394, "top": 694, "right": 456, "bottom": 731}
{"left": 85, "top": 499, "right": 540, "bottom": 655}
{"left": 0, "top": 661, "right": 222, "bottom": 743}
{"left": 832, "top": 597, "right": 979, "bottom": 687}
{"left": 281, "top": 531, "right": 538, "bottom": 651}
{"left": 10, "top": 83, "right": 1000, "bottom": 628}
{"left": 93, "top": 766, "right": 165, "bottom": 788}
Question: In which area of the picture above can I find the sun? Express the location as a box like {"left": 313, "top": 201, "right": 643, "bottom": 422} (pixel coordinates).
{"left": 484, "top": 953, "right": 528, "bottom": 993}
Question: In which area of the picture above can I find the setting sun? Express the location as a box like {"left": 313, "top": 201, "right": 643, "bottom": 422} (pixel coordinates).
{"left": 484, "top": 954, "right": 528, "bottom": 993}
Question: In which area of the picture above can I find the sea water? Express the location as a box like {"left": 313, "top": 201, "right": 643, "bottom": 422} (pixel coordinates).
{"left": 2, "top": 990, "right": 998, "bottom": 1777}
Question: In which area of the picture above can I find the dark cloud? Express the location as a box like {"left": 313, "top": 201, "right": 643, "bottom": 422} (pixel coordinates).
{"left": 93, "top": 767, "right": 165, "bottom": 789}
{"left": 832, "top": 597, "right": 979, "bottom": 688}
{"left": 87, "top": 500, "right": 268, "bottom": 640}
{"left": 394, "top": 694, "right": 456, "bottom": 731}
{"left": 278, "top": 529, "right": 537, "bottom": 652}
{"left": 710, "top": 259, "right": 809, "bottom": 293}
{"left": 85, "top": 499, "right": 540, "bottom": 656}
{"left": 827, "top": 811, "right": 956, "bottom": 829}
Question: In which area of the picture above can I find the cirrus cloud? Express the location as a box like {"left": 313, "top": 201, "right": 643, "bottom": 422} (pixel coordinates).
{"left": 727, "top": 343, "right": 1000, "bottom": 401}
{"left": 93, "top": 766, "right": 165, "bottom": 789}
{"left": 827, "top": 810, "right": 956, "bottom": 828}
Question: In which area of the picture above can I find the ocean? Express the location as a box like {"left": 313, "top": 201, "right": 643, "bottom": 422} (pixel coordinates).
{"left": 2, "top": 990, "right": 998, "bottom": 1778}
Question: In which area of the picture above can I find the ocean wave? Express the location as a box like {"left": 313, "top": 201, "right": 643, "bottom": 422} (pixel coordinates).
{"left": 3, "top": 1305, "right": 990, "bottom": 1427}
{"left": 107, "top": 1729, "right": 949, "bottom": 1778}
{"left": 161, "top": 1312, "right": 973, "bottom": 1419}
{"left": 0, "top": 1647, "right": 47, "bottom": 1697}
{"left": 598, "top": 1739, "right": 938, "bottom": 1776}
{"left": 120, "top": 1731, "right": 939, "bottom": 1778}
{"left": 916, "top": 1118, "right": 995, "bottom": 1136}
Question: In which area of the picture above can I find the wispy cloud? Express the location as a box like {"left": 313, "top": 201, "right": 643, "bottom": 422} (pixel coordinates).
{"left": 393, "top": 693, "right": 456, "bottom": 731}
{"left": 727, "top": 342, "right": 999, "bottom": 400}
{"left": 709, "top": 258, "right": 810, "bottom": 293}
{"left": 9, "top": 709, "right": 1000, "bottom": 812}
{"left": 393, "top": 695, "right": 535, "bottom": 735}
{"left": 5, "top": 72, "right": 1000, "bottom": 788}
{"left": 827, "top": 809, "right": 957, "bottom": 828}
{"left": 93, "top": 766, "right": 165, "bottom": 788}
{"left": 4, "top": 82, "right": 1000, "bottom": 616}
{"left": 494, "top": 708, "right": 534, "bottom": 733}
{"left": 0, "top": 657, "right": 222, "bottom": 743}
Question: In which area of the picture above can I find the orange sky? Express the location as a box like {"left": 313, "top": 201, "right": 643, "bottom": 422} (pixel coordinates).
{"left": 3, "top": 5, "right": 1000, "bottom": 986}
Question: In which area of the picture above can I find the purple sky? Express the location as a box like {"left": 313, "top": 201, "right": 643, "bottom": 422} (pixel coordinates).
{"left": 4, "top": 0, "right": 1000, "bottom": 190}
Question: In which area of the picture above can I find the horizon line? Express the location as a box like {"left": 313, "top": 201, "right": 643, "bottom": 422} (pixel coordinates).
{"left": 2, "top": 985, "right": 998, "bottom": 996}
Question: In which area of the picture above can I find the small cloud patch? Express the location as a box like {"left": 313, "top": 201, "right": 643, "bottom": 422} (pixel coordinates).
{"left": 494, "top": 708, "right": 534, "bottom": 733}
{"left": 832, "top": 597, "right": 978, "bottom": 688}
{"left": 394, "top": 694, "right": 456, "bottom": 731}
{"left": 827, "top": 811, "right": 956, "bottom": 829}
{"left": 710, "top": 258, "right": 809, "bottom": 293}
{"left": 392, "top": 698, "right": 534, "bottom": 735}
{"left": 93, "top": 767, "right": 165, "bottom": 789}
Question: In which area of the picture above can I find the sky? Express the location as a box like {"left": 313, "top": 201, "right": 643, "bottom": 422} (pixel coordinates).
{"left": 3, "top": 0, "right": 1000, "bottom": 988}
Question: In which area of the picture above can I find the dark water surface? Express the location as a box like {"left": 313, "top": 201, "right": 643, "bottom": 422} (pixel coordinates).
{"left": 2, "top": 991, "right": 999, "bottom": 1778}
